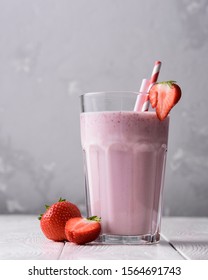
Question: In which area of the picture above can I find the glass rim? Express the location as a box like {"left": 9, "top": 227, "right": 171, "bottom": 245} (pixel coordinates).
{"left": 80, "top": 91, "right": 142, "bottom": 97}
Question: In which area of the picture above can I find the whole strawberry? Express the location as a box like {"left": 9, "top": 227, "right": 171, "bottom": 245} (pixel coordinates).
{"left": 149, "top": 80, "right": 182, "bottom": 120}
{"left": 39, "top": 198, "right": 81, "bottom": 241}
{"left": 65, "top": 216, "right": 101, "bottom": 245}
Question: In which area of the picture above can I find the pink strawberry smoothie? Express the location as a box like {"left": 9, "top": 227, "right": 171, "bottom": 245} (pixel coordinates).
{"left": 80, "top": 111, "right": 169, "bottom": 237}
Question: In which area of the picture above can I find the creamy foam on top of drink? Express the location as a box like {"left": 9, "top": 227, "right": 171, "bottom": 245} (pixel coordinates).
{"left": 81, "top": 111, "right": 169, "bottom": 147}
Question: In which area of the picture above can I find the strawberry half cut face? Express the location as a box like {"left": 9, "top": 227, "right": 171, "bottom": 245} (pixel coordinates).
{"left": 65, "top": 216, "right": 101, "bottom": 245}
{"left": 149, "top": 81, "right": 182, "bottom": 120}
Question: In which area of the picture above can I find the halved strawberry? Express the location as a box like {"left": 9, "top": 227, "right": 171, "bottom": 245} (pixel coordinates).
{"left": 65, "top": 216, "right": 101, "bottom": 245}
{"left": 149, "top": 81, "right": 182, "bottom": 120}
{"left": 39, "top": 198, "right": 81, "bottom": 241}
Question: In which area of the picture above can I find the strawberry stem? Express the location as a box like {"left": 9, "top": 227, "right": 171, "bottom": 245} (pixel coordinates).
{"left": 87, "top": 216, "right": 101, "bottom": 222}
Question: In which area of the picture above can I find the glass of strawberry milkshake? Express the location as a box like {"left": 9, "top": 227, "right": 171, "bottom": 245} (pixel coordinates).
{"left": 80, "top": 91, "right": 169, "bottom": 244}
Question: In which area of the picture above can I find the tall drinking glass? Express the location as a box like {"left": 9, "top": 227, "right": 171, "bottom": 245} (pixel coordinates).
{"left": 80, "top": 91, "right": 169, "bottom": 244}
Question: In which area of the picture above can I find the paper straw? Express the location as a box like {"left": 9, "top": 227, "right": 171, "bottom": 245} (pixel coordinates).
{"left": 133, "top": 79, "right": 149, "bottom": 111}
{"left": 134, "top": 61, "right": 162, "bottom": 112}
{"left": 141, "top": 61, "right": 162, "bottom": 112}
{"left": 139, "top": 78, "right": 149, "bottom": 93}
{"left": 141, "top": 94, "right": 150, "bottom": 112}
{"left": 147, "top": 60, "right": 162, "bottom": 91}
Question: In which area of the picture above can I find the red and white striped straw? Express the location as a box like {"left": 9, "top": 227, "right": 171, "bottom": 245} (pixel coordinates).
{"left": 141, "top": 60, "right": 162, "bottom": 112}
{"left": 141, "top": 94, "right": 150, "bottom": 112}
{"left": 134, "top": 61, "right": 162, "bottom": 112}
{"left": 147, "top": 60, "right": 162, "bottom": 92}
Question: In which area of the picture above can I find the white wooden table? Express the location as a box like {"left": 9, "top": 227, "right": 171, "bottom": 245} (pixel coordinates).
{"left": 0, "top": 216, "right": 208, "bottom": 260}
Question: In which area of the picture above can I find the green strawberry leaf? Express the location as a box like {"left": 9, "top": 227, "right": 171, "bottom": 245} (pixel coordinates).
{"left": 38, "top": 213, "right": 43, "bottom": 220}
{"left": 157, "top": 80, "right": 177, "bottom": 88}
{"left": 87, "top": 216, "right": 101, "bottom": 222}
{"left": 58, "top": 197, "right": 66, "bottom": 202}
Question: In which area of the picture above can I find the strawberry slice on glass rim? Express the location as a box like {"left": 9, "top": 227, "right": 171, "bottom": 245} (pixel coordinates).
{"left": 149, "top": 80, "right": 182, "bottom": 121}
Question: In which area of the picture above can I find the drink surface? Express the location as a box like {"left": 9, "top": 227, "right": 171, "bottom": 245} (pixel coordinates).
{"left": 80, "top": 111, "right": 169, "bottom": 236}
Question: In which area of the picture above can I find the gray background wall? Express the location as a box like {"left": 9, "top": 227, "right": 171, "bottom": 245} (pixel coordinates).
{"left": 0, "top": 0, "right": 207, "bottom": 216}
